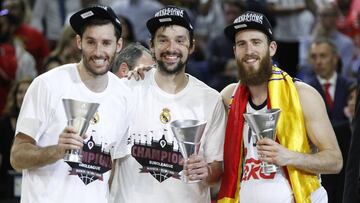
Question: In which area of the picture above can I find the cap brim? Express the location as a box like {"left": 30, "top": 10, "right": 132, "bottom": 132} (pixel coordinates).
{"left": 146, "top": 16, "right": 193, "bottom": 35}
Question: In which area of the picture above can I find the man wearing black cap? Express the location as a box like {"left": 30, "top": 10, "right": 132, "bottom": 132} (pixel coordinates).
{"left": 109, "top": 5, "right": 226, "bottom": 203}
{"left": 10, "top": 5, "right": 132, "bottom": 203}
{"left": 217, "top": 11, "right": 342, "bottom": 203}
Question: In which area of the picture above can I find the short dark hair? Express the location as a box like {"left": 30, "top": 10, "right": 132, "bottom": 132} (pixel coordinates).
{"left": 79, "top": 18, "right": 122, "bottom": 40}
{"left": 112, "top": 43, "right": 152, "bottom": 72}
{"left": 149, "top": 24, "right": 194, "bottom": 48}
{"left": 310, "top": 37, "right": 337, "bottom": 54}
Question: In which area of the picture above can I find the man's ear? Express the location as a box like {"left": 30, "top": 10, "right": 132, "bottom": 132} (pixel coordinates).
{"left": 115, "top": 62, "right": 129, "bottom": 78}
{"left": 269, "top": 41, "right": 277, "bottom": 57}
{"left": 116, "top": 38, "right": 123, "bottom": 53}
{"left": 189, "top": 39, "right": 196, "bottom": 55}
{"left": 149, "top": 39, "right": 155, "bottom": 52}
{"left": 76, "top": 35, "right": 82, "bottom": 50}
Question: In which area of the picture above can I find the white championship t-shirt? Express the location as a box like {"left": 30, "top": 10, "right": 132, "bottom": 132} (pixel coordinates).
{"left": 16, "top": 64, "right": 132, "bottom": 203}
{"left": 239, "top": 99, "right": 328, "bottom": 203}
{"left": 109, "top": 69, "right": 226, "bottom": 203}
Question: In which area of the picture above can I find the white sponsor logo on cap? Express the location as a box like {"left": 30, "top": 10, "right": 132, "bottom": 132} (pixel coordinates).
{"left": 159, "top": 18, "right": 173, "bottom": 23}
{"left": 234, "top": 24, "right": 248, "bottom": 29}
{"left": 81, "top": 11, "right": 94, "bottom": 19}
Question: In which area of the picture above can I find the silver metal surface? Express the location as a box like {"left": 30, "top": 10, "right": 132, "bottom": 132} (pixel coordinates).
{"left": 62, "top": 99, "right": 99, "bottom": 163}
{"left": 243, "top": 109, "right": 281, "bottom": 174}
{"left": 170, "top": 119, "right": 207, "bottom": 183}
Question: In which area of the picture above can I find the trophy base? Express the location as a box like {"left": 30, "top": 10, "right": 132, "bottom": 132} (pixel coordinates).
{"left": 261, "top": 163, "right": 278, "bottom": 174}
{"left": 64, "top": 153, "right": 82, "bottom": 163}
{"left": 179, "top": 171, "right": 201, "bottom": 184}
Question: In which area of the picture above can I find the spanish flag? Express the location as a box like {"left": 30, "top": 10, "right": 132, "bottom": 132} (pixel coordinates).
{"left": 217, "top": 67, "right": 320, "bottom": 203}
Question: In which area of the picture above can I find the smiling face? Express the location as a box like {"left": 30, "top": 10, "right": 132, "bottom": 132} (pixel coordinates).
{"left": 151, "top": 25, "right": 194, "bottom": 75}
{"left": 233, "top": 29, "right": 276, "bottom": 86}
{"left": 77, "top": 23, "right": 122, "bottom": 76}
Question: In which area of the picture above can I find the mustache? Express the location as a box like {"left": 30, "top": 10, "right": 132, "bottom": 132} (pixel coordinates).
{"left": 90, "top": 56, "right": 107, "bottom": 60}
{"left": 242, "top": 54, "right": 260, "bottom": 62}
{"left": 160, "top": 51, "right": 182, "bottom": 58}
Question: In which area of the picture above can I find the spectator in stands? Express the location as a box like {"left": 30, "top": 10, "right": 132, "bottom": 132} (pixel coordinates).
{"left": 43, "top": 25, "right": 80, "bottom": 71}
{"left": 206, "top": 0, "right": 244, "bottom": 91}
{"left": 3, "top": 0, "right": 50, "bottom": 73}
{"left": 0, "top": 9, "right": 36, "bottom": 116}
{"left": 118, "top": 15, "right": 136, "bottom": 48}
{"left": 111, "top": 43, "right": 154, "bottom": 78}
{"left": 336, "top": 0, "right": 360, "bottom": 38}
{"left": 307, "top": 37, "right": 352, "bottom": 203}
{"left": 268, "top": 0, "right": 315, "bottom": 77}
{"left": 0, "top": 77, "right": 32, "bottom": 200}
{"left": 344, "top": 82, "right": 357, "bottom": 123}
{"left": 111, "top": 0, "right": 163, "bottom": 45}
{"left": 299, "top": 2, "right": 356, "bottom": 81}
{"left": 30, "top": 0, "right": 81, "bottom": 49}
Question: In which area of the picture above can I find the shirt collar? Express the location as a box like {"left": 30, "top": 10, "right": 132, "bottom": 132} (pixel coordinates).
{"left": 317, "top": 72, "right": 337, "bottom": 86}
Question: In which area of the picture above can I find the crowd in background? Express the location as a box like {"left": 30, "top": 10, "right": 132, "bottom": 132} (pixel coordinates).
{"left": 0, "top": 0, "right": 360, "bottom": 202}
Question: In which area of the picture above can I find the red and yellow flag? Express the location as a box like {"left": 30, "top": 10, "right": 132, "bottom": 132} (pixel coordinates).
{"left": 217, "top": 66, "right": 320, "bottom": 203}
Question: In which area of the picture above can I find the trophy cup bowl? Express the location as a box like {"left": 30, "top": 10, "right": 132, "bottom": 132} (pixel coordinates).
{"left": 62, "top": 99, "right": 99, "bottom": 163}
{"left": 243, "top": 108, "right": 281, "bottom": 174}
{"left": 170, "top": 119, "right": 207, "bottom": 183}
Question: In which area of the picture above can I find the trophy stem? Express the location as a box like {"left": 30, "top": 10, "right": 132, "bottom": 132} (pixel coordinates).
{"left": 63, "top": 149, "right": 83, "bottom": 163}
{"left": 261, "top": 162, "right": 278, "bottom": 174}
{"left": 180, "top": 142, "right": 201, "bottom": 184}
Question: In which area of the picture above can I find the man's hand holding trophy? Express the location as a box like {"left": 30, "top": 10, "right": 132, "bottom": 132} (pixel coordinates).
{"left": 170, "top": 119, "right": 209, "bottom": 183}
{"left": 243, "top": 109, "right": 281, "bottom": 174}
{"left": 60, "top": 99, "right": 99, "bottom": 163}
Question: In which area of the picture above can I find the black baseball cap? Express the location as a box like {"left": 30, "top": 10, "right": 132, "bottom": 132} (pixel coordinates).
{"left": 146, "top": 6, "right": 193, "bottom": 35}
{"left": 224, "top": 11, "right": 273, "bottom": 42}
{"left": 70, "top": 5, "right": 122, "bottom": 36}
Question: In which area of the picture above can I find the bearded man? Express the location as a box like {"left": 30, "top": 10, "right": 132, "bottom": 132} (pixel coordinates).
{"left": 109, "top": 6, "right": 226, "bottom": 203}
{"left": 217, "top": 11, "right": 343, "bottom": 203}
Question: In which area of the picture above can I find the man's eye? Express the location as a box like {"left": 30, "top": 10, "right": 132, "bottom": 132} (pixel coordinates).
{"left": 177, "top": 39, "right": 185, "bottom": 44}
{"left": 237, "top": 42, "right": 245, "bottom": 47}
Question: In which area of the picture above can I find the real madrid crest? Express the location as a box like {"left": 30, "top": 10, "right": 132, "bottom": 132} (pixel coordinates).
{"left": 160, "top": 108, "right": 171, "bottom": 124}
{"left": 90, "top": 111, "right": 100, "bottom": 125}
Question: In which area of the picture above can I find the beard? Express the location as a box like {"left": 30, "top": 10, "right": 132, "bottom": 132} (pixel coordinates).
{"left": 156, "top": 51, "right": 187, "bottom": 75}
{"left": 236, "top": 50, "right": 272, "bottom": 86}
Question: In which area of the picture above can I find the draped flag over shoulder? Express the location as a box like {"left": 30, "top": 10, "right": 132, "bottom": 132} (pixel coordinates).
{"left": 217, "top": 66, "right": 320, "bottom": 203}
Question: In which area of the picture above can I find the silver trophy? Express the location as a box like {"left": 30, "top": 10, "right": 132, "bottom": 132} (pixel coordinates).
{"left": 170, "top": 119, "right": 207, "bottom": 183}
{"left": 62, "top": 99, "right": 99, "bottom": 163}
{"left": 243, "top": 109, "right": 281, "bottom": 174}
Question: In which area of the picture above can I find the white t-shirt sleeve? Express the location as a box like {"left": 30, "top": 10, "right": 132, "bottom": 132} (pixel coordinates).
{"left": 203, "top": 95, "right": 226, "bottom": 163}
{"left": 16, "top": 77, "right": 52, "bottom": 142}
{"left": 111, "top": 83, "right": 136, "bottom": 160}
